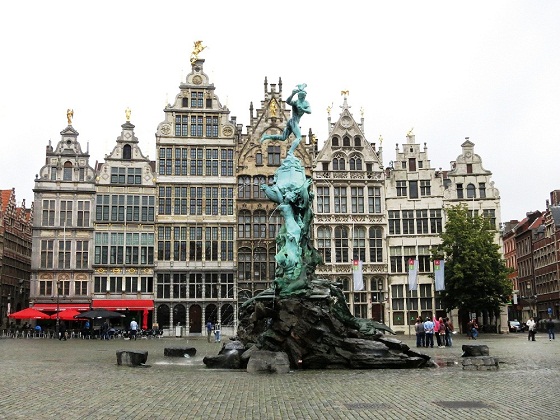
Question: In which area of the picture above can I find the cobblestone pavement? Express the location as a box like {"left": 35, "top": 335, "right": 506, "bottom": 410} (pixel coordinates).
{"left": 1, "top": 331, "right": 559, "bottom": 420}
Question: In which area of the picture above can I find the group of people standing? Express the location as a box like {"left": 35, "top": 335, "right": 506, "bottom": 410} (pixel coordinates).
{"left": 415, "top": 316, "right": 454, "bottom": 348}
{"left": 206, "top": 321, "right": 221, "bottom": 343}
{"left": 526, "top": 317, "right": 556, "bottom": 342}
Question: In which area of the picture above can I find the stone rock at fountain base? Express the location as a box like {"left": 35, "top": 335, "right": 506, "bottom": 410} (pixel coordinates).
{"left": 246, "top": 350, "right": 290, "bottom": 374}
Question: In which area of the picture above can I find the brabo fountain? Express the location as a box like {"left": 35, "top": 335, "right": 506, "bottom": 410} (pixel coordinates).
{"left": 203, "top": 84, "right": 432, "bottom": 370}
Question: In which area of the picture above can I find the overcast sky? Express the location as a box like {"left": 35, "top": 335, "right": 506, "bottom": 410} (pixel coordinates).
{"left": 1, "top": 1, "right": 558, "bottom": 223}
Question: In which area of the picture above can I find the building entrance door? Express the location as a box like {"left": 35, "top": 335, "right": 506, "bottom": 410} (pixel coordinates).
{"left": 189, "top": 305, "right": 202, "bottom": 333}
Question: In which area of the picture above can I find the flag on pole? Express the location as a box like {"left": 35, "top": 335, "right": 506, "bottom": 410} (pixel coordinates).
{"left": 434, "top": 259, "right": 445, "bottom": 291}
{"left": 353, "top": 259, "right": 364, "bottom": 291}
{"left": 408, "top": 258, "right": 418, "bottom": 290}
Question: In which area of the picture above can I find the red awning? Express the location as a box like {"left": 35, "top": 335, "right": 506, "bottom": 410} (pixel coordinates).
{"left": 32, "top": 303, "right": 90, "bottom": 312}
{"left": 92, "top": 299, "right": 154, "bottom": 311}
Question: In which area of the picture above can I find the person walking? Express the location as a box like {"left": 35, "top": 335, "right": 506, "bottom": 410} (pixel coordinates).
{"left": 59, "top": 321, "right": 67, "bottom": 341}
{"left": 415, "top": 317, "right": 425, "bottom": 348}
{"left": 206, "top": 320, "right": 213, "bottom": 343}
{"left": 424, "top": 317, "right": 434, "bottom": 348}
{"left": 129, "top": 318, "right": 138, "bottom": 341}
{"left": 103, "top": 320, "right": 111, "bottom": 340}
{"left": 526, "top": 317, "right": 536, "bottom": 341}
{"left": 546, "top": 318, "right": 555, "bottom": 341}
{"left": 214, "top": 322, "right": 221, "bottom": 343}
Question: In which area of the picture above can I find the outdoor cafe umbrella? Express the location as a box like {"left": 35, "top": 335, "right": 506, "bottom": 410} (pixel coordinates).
{"left": 75, "top": 309, "right": 125, "bottom": 320}
{"left": 50, "top": 309, "right": 84, "bottom": 321}
{"left": 8, "top": 307, "right": 51, "bottom": 320}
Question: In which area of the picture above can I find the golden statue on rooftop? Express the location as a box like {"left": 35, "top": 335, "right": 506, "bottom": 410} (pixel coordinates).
{"left": 67, "top": 109, "right": 74, "bottom": 125}
{"left": 190, "top": 40, "right": 206, "bottom": 65}
{"left": 125, "top": 107, "right": 131, "bottom": 122}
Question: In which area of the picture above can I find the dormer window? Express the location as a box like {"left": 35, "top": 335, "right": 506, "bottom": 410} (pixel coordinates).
{"left": 123, "top": 144, "right": 132, "bottom": 160}
{"left": 408, "top": 158, "right": 416, "bottom": 171}
{"left": 63, "top": 161, "right": 73, "bottom": 181}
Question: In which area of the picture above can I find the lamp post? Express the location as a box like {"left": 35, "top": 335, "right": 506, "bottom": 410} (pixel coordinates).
{"left": 55, "top": 281, "right": 61, "bottom": 337}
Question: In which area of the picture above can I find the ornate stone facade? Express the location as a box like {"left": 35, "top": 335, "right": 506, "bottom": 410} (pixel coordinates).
{"left": 154, "top": 58, "right": 237, "bottom": 335}
{"left": 31, "top": 120, "right": 96, "bottom": 313}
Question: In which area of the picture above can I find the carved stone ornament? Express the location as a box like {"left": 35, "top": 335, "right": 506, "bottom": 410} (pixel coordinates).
{"left": 193, "top": 75, "right": 203, "bottom": 85}
{"left": 222, "top": 126, "right": 234, "bottom": 136}
{"left": 161, "top": 124, "right": 171, "bottom": 135}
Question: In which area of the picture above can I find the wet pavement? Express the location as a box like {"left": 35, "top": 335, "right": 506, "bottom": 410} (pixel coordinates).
{"left": 0, "top": 331, "right": 558, "bottom": 419}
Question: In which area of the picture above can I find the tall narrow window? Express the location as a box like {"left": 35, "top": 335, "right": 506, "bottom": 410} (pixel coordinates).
{"left": 388, "top": 210, "right": 401, "bottom": 235}
{"left": 267, "top": 146, "right": 281, "bottom": 166}
{"left": 479, "top": 183, "right": 486, "bottom": 198}
{"left": 467, "top": 183, "right": 476, "bottom": 198}
{"left": 334, "top": 186, "right": 347, "bottom": 213}
{"left": 409, "top": 181, "right": 418, "bottom": 199}
{"left": 335, "top": 226, "right": 349, "bottom": 263}
{"left": 367, "top": 187, "right": 381, "bottom": 213}
{"left": 352, "top": 227, "right": 366, "bottom": 261}
{"left": 63, "top": 161, "right": 73, "bottom": 181}
{"left": 123, "top": 144, "right": 132, "bottom": 160}
{"left": 351, "top": 187, "right": 364, "bottom": 213}
{"left": 396, "top": 181, "right": 407, "bottom": 197}
{"left": 408, "top": 158, "right": 416, "bottom": 171}
{"left": 42, "top": 200, "right": 56, "bottom": 226}
{"left": 189, "top": 227, "right": 202, "bottom": 261}
{"left": 368, "top": 227, "right": 383, "bottom": 262}
{"left": 316, "top": 186, "right": 330, "bottom": 213}
{"left": 416, "top": 209, "right": 429, "bottom": 234}
{"left": 60, "top": 201, "right": 73, "bottom": 227}
{"left": 402, "top": 210, "right": 415, "bottom": 234}
{"left": 317, "top": 227, "right": 331, "bottom": 263}
{"left": 58, "top": 240, "right": 71, "bottom": 269}
{"left": 456, "top": 183, "right": 464, "bottom": 199}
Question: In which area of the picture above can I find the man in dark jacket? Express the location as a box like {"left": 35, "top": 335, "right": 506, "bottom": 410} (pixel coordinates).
{"left": 546, "top": 318, "right": 555, "bottom": 341}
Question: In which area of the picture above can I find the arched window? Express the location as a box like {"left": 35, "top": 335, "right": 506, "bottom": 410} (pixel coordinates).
{"left": 238, "top": 176, "right": 251, "bottom": 199}
{"left": 343, "top": 136, "right": 351, "bottom": 147}
{"left": 332, "top": 136, "right": 339, "bottom": 147}
{"left": 466, "top": 183, "right": 476, "bottom": 199}
{"left": 354, "top": 137, "right": 362, "bottom": 147}
{"left": 349, "top": 156, "right": 363, "bottom": 171}
{"left": 333, "top": 157, "right": 345, "bottom": 171}
{"left": 369, "top": 227, "right": 383, "bottom": 262}
{"left": 63, "top": 161, "right": 73, "bottom": 181}
{"left": 335, "top": 226, "right": 349, "bottom": 262}
{"left": 123, "top": 144, "right": 132, "bottom": 160}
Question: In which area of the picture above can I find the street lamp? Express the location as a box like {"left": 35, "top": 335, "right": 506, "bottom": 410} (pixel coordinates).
{"left": 56, "top": 281, "right": 61, "bottom": 337}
